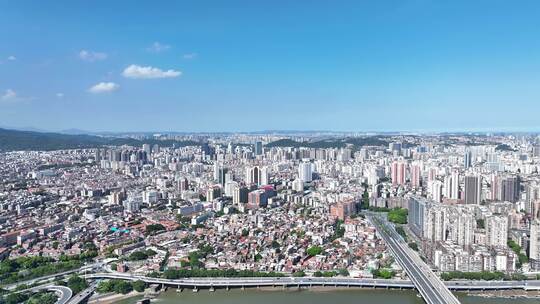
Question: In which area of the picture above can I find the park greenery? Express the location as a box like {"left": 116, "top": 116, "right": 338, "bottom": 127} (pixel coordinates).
{"left": 306, "top": 246, "right": 323, "bottom": 257}
{"left": 387, "top": 208, "right": 408, "bottom": 224}
{"left": 0, "top": 252, "right": 95, "bottom": 285}
{"left": 127, "top": 249, "right": 157, "bottom": 261}
{"left": 66, "top": 275, "right": 88, "bottom": 294}
{"left": 313, "top": 271, "right": 338, "bottom": 277}
{"left": 0, "top": 291, "right": 57, "bottom": 304}
{"left": 145, "top": 224, "right": 166, "bottom": 235}
{"left": 97, "top": 279, "right": 146, "bottom": 294}
{"left": 371, "top": 268, "right": 395, "bottom": 279}
{"left": 440, "top": 271, "right": 505, "bottom": 281}
{"left": 292, "top": 270, "right": 306, "bottom": 277}
{"left": 367, "top": 207, "right": 408, "bottom": 224}
{"left": 180, "top": 245, "right": 215, "bottom": 268}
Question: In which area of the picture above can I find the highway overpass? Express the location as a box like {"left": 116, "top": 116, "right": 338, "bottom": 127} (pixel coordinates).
{"left": 66, "top": 281, "right": 97, "bottom": 304}
{"left": 15, "top": 284, "right": 73, "bottom": 304}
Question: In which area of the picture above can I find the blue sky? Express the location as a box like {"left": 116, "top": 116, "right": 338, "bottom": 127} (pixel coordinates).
{"left": 1, "top": 0, "right": 540, "bottom": 132}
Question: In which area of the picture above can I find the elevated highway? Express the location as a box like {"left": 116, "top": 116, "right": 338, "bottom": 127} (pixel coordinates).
{"left": 85, "top": 272, "right": 540, "bottom": 291}
{"left": 368, "top": 213, "right": 461, "bottom": 304}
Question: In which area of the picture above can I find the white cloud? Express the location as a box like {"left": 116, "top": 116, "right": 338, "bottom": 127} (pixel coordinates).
{"left": 56, "top": 93, "right": 64, "bottom": 98}
{"left": 122, "top": 64, "right": 181, "bottom": 79}
{"left": 79, "top": 50, "right": 108, "bottom": 62}
{"left": 88, "top": 82, "right": 119, "bottom": 94}
{"left": 7, "top": 55, "right": 16, "bottom": 61}
{"left": 1, "top": 89, "right": 16, "bottom": 101}
{"left": 183, "top": 53, "right": 198, "bottom": 60}
{"left": 147, "top": 42, "right": 171, "bottom": 53}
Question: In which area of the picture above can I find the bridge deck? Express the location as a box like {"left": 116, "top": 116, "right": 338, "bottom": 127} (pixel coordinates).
{"left": 368, "top": 214, "right": 461, "bottom": 304}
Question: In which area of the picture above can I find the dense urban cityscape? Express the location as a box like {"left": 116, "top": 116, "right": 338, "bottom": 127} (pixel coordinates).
{"left": 3, "top": 1, "right": 540, "bottom": 303}
{"left": 1, "top": 130, "right": 540, "bottom": 303}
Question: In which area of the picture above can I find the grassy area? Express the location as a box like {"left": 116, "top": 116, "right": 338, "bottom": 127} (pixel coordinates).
{"left": 371, "top": 268, "right": 395, "bottom": 279}
{"left": 307, "top": 246, "right": 323, "bottom": 256}
{"left": 441, "top": 271, "right": 505, "bottom": 281}
{"left": 388, "top": 208, "right": 408, "bottom": 224}
{"left": 366, "top": 207, "right": 408, "bottom": 224}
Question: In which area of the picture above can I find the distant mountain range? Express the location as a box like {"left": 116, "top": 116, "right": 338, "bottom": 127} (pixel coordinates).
{"left": 0, "top": 128, "right": 201, "bottom": 151}
{"left": 265, "top": 137, "right": 390, "bottom": 149}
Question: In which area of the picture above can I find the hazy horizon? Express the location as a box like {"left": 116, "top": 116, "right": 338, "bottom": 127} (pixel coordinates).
{"left": 2, "top": 124, "right": 540, "bottom": 135}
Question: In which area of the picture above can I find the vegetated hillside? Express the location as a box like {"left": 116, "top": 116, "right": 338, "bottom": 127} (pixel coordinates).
{"left": 266, "top": 137, "right": 389, "bottom": 149}
{"left": 0, "top": 128, "right": 200, "bottom": 151}
{"left": 495, "top": 143, "right": 517, "bottom": 152}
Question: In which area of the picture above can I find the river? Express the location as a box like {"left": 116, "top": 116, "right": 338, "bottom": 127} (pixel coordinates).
{"left": 116, "top": 288, "right": 540, "bottom": 304}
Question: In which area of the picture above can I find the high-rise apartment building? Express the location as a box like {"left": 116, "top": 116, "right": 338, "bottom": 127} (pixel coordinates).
{"left": 502, "top": 176, "right": 520, "bottom": 203}
{"left": 485, "top": 215, "right": 508, "bottom": 248}
{"left": 464, "top": 150, "right": 473, "bottom": 168}
{"left": 246, "top": 166, "right": 262, "bottom": 186}
{"left": 464, "top": 175, "right": 482, "bottom": 204}
{"left": 411, "top": 163, "right": 421, "bottom": 188}
{"left": 429, "top": 180, "right": 443, "bottom": 203}
{"left": 254, "top": 141, "right": 263, "bottom": 156}
{"left": 530, "top": 220, "right": 540, "bottom": 270}
{"left": 391, "top": 160, "right": 406, "bottom": 186}
{"left": 298, "top": 161, "right": 312, "bottom": 182}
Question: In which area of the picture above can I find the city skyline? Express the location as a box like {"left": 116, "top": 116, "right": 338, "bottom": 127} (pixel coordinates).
{"left": 3, "top": 2, "right": 540, "bottom": 303}
{"left": 2, "top": 1, "right": 540, "bottom": 132}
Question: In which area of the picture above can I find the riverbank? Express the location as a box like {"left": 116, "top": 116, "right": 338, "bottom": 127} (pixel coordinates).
{"left": 88, "top": 290, "right": 144, "bottom": 304}
{"left": 463, "top": 289, "right": 540, "bottom": 300}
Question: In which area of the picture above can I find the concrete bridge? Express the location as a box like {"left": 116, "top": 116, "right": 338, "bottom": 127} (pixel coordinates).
{"left": 368, "top": 213, "right": 461, "bottom": 304}
{"left": 85, "top": 272, "right": 540, "bottom": 291}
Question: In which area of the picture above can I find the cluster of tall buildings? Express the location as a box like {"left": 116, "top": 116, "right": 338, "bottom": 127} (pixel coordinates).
{"left": 408, "top": 196, "right": 516, "bottom": 272}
